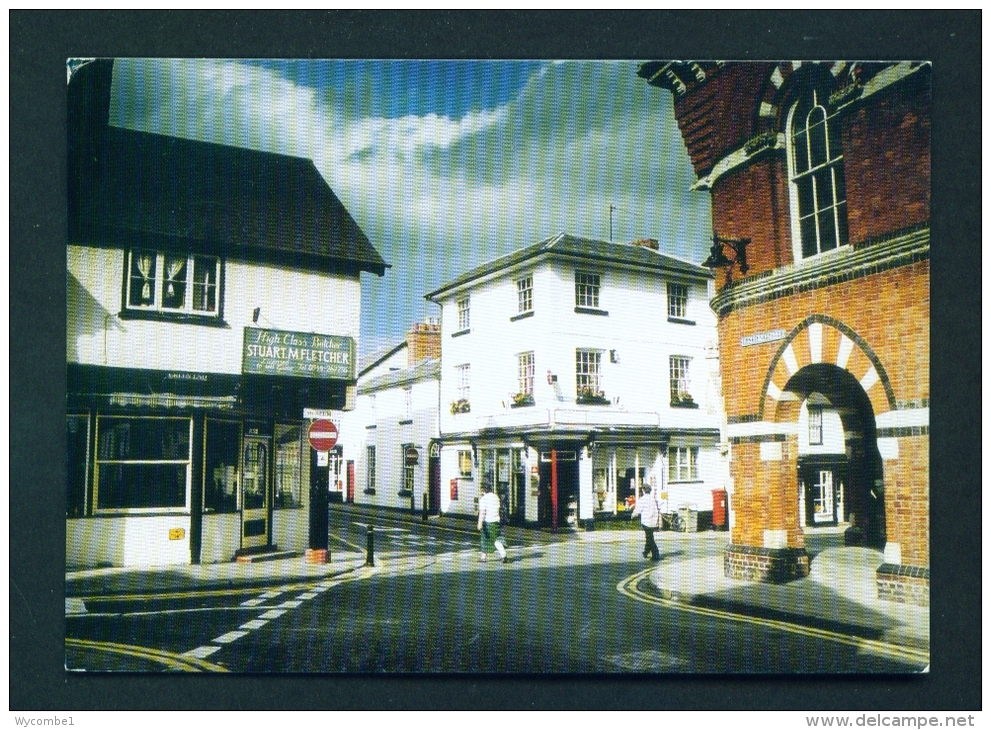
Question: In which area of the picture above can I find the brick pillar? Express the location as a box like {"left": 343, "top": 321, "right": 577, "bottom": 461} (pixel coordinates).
{"left": 724, "top": 436, "right": 809, "bottom": 583}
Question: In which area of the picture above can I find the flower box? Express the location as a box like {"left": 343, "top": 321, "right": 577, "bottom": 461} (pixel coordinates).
{"left": 450, "top": 399, "right": 471, "bottom": 415}
{"left": 576, "top": 387, "right": 609, "bottom": 406}
{"left": 671, "top": 394, "right": 699, "bottom": 409}
{"left": 510, "top": 393, "right": 535, "bottom": 408}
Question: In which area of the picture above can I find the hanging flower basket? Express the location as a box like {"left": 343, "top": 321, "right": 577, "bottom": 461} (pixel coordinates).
{"left": 450, "top": 398, "right": 471, "bottom": 415}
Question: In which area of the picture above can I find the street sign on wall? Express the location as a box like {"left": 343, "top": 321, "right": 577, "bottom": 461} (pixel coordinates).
{"left": 308, "top": 419, "right": 339, "bottom": 451}
{"left": 243, "top": 327, "right": 355, "bottom": 380}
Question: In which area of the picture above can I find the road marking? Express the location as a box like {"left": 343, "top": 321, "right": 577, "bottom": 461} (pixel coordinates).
{"left": 65, "top": 598, "right": 87, "bottom": 615}
{"left": 239, "top": 619, "right": 269, "bottom": 630}
{"left": 212, "top": 630, "right": 249, "bottom": 644}
{"left": 184, "top": 645, "right": 222, "bottom": 659}
{"left": 297, "top": 592, "right": 318, "bottom": 600}
{"left": 258, "top": 609, "right": 287, "bottom": 620}
{"left": 66, "top": 637, "right": 228, "bottom": 672}
{"left": 616, "top": 567, "right": 929, "bottom": 665}
{"left": 259, "top": 591, "right": 282, "bottom": 599}
{"left": 277, "top": 600, "right": 302, "bottom": 608}
{"left": 240, "top": 598, "right": 266, "bottom": 607}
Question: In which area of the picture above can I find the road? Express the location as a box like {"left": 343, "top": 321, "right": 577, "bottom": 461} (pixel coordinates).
{"left": 65, "top": 512, "right": 927, "bottom": 673}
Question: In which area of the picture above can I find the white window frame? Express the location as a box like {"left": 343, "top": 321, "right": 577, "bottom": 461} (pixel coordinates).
{"left": 365, "top": 445, "right": 376, "bottom": 492}
{"left": 670, "top": 355, "right": 692, "bottom": 402}
{"left": 667, "top": 282, "right": 688, "bottom": 319}
{"left": 574, "top": 271, "right": 601, "bottom": 309}
{"left": 518, "top": 351, "right": 535, "bottom": 395}
{"left": 808, "top": 406, "right": 824, "bottom": 446}
{"left": 126, "top": 249, "right": 221, "bottom": 317}
{"left": 668, "top": 446, "right": 699, "bottom": 482}
{"left": 575, "top": 349, "right": 602, "bottom": 394}
{"left": 517, "top": 274, "right": 533, "bottom": 313}
{"left": 456, "top": 363, "right": 471, "bottom": 402}
{"left": 457, "top": 295, "right": 470, "bottom": 331}
{"left": 786, "top": 85, "right": 849, "bottom": 261}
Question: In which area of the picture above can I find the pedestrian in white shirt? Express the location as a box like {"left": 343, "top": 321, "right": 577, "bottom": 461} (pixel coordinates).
{"left": 477, "top": 483, "right": 508, "bottom": 563}
{"left": 630, "top": 484, "right": 661, "bottom": 561}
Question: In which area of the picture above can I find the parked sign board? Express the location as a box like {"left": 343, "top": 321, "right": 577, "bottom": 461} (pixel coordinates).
{"left": 243, "top": 327, "right": 355, "bottom": 380}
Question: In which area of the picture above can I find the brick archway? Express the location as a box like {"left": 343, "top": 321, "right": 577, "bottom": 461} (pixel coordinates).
{"left": 758, "top": 315, "right": 896, "bottom": 424}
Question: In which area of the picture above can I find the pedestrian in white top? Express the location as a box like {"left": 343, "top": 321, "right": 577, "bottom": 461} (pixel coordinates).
{"left": 630, "top": 484, "right": 661, "bottom": 561}
{"left": 477, "top": 483, "right": 508, "bottom": 563}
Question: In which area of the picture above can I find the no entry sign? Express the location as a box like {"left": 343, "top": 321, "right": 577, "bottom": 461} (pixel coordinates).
{"left": 308, "top": 419, "right": 339, "bottom": 451}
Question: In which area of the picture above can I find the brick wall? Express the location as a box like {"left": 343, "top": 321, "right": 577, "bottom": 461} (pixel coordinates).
{"left": 844, "top": 72, "right": 931, "bottom": 243}
{"left": 718, "top": 261, "right": 930, "bottom": 420}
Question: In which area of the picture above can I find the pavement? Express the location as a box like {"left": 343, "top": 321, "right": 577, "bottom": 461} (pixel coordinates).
{"left": 65, "top": 506, "right": 928, "bottom": 656}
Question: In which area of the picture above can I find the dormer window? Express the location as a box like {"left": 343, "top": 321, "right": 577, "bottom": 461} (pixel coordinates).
{"left": 124, "top": 249, "right": 222, "bottom": 320}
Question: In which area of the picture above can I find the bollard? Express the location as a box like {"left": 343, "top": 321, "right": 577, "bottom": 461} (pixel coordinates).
{"left": 422, "top": 493, "right": 429, "bottom": 521}
{"left": 365, "top": 525, "right": 375, "bottom": 567}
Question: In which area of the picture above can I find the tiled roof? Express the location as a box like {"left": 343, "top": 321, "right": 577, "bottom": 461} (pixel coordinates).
{"left": 68, "top": 60, "right": 387, "bottom": 276}
{"left": 424, "top": 232, "right": 709, "bottom": 300}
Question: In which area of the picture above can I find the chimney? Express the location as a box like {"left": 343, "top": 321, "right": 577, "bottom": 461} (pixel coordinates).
{"left": 631, "top": 238, "right": 659, "bottom": 251}
{"left": 406, "top": 318, "right": 441, "bottom": 367}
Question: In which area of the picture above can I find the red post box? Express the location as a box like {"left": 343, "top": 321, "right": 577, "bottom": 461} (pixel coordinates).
{"left": 711, "top": 489, "right": 728, "bottom": 530}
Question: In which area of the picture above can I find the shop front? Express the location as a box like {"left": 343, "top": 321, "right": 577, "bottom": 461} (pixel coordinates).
{"left": 65, "top": 327, "right": 355, "bottom": 569}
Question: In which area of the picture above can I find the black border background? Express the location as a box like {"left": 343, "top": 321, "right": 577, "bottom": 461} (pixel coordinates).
{"left": 11, "top": 10, "right": 981, "bottom": 711}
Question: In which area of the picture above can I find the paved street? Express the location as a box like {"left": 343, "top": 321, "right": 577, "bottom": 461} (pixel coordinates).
{"left": 65, "top": 510, "right": 927, "bottom": 674}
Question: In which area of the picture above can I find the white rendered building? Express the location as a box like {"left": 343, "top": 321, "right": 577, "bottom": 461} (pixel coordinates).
{"left": 426, "top": 233, "right": 728, "bottom": 529}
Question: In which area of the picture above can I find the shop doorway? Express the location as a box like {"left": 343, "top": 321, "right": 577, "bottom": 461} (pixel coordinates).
{"left": 428, "top": 443, "right": 441, "bottom": 515}
{"left": 241, "top": 436, "right": 270, "bottom": 549}
{"left": 538, "top": 450, "right": 578, "bottom": 529}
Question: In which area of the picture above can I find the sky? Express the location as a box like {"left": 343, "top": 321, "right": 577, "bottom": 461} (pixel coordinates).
{"left": 108, "top": 58, "right": 712, "bottom": 360}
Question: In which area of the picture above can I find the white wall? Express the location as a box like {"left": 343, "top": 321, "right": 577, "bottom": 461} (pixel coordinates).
{"left": 67, "top": 245, "right": 361, "bottom": 372}
{"left": 436, "top": 256, "right": 720, "bottom": 437}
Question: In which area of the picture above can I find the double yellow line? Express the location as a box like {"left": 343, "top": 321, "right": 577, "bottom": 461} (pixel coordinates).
{"left": 65, "top": 637, "right": 229, "bottom": 672}
{"left": 617, "top": 567, "right": 929, "bottom": 666}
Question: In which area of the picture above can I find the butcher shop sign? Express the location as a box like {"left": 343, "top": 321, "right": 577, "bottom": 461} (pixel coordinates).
{"left": 242, "top": 327, "right": 355, "bottom": 380}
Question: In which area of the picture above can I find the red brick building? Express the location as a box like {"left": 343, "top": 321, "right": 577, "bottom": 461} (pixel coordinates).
{"left": 639, "top": 61, "right": 930, "bottom": 605}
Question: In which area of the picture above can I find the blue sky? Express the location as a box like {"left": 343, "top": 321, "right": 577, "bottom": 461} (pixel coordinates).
{"left": 109, "top": 58, "right": 711, "bottom": 359}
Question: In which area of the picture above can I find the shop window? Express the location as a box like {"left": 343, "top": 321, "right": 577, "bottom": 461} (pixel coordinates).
{"left": 458, "top": 449, "right": 473, "bottom": 478}
{"left": 204, "top": 419, "right": 241, "bottom": 513}
{"left": 451, "top": 363, "right": 471, "bottom": 413}
{"left": 274, "top": 423, "right": 302, "bottom": 508}
{"left": 668, "top": 446, "right": 699, "bottom": 482}
{"left": 457, "top": 295, "right": 470, "bottom": 331}
{"left": 667, "top": 282, "right": 688, "bottom": 319}
{"left": 124, "top": 249, "right": 222, "bottom": 320}
{"left": 517, "top": 274, "right": 533, "bottom": 313}
{"left": 95, "top": 415, "right": 191, "bottom": 512}
{"left": 574, "top": 271, "right": 601, "bottom": 309}
{"left": 66, "top": 414, "right": 90, "bottom": 517}
{"left": 787, "top": 85, "right": 849, "bottom": 260}
{"left": 365, "top": 445, "right": 376, "bottom": 494}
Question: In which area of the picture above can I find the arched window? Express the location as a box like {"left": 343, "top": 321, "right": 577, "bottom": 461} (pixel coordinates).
{"left": 788, "top": 86, "right": 849, "bottom": 259}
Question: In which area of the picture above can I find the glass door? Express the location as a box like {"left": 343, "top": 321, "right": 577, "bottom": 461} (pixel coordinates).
{"left": 241, "top": 437, "right": 270, "bottom": 548}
